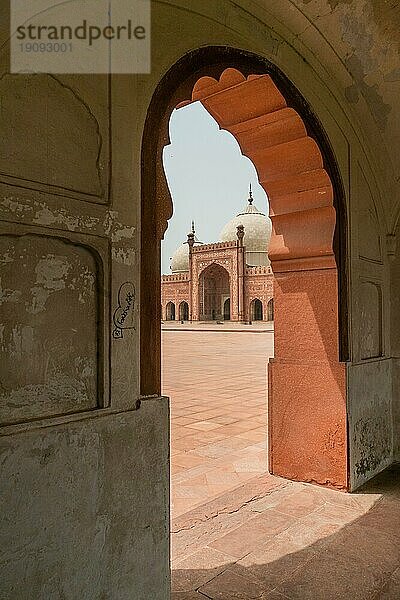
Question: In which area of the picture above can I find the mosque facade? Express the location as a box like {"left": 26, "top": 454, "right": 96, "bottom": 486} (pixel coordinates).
{"left": 161, "top": 189, "right": 274, "bottom": 322}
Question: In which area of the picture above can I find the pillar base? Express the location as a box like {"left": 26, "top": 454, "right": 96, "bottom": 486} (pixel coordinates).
{"left": 268, "top": 266, "right": 348, "bottom": 490}
{"left": 268, "top": 358, "right": 347, "bottom": 490}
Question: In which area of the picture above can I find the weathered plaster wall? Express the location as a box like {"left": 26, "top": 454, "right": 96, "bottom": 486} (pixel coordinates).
{"left": 391, "top": 359, "right": 400, "bottom": 462}
{"left": 0, "top": 74, "right": 105, "bottom": 198}
{"left": 390, "top": 240, "right": 400, "bottom": 461}
{"left": 289, "top": 0, "right": 400, "bottom": 202}
{"left": 0, "top": 0, "right": 169, "bottom": 592}
{"left": 347, "top": 360, "right": 393, "bottom": 490}
{"left": 0, "top": 397, "right": 170, "bottom": 600}
{"left": 345, "top": 150, "right": 393, "bottom": 488}
{"left": 0, "top": 233, "right": 99, "bottom": 424}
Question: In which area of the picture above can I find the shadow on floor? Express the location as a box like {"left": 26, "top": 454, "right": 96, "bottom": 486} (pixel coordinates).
{"left": 171, "top": 464, "right": 400, "bottom": 600}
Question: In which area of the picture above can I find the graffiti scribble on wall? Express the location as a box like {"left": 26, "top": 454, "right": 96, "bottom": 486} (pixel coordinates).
{"left": 112, "top": 282, "right": 136, "bottom": 339}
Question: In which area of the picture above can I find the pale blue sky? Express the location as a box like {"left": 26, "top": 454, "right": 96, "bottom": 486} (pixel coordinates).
{"left": 161, "top": 102, "right": 269, "bottom": 274}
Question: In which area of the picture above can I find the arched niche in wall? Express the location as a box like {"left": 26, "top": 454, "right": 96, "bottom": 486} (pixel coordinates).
{"left": 0, "top": 73, "right": 105, "bottom": 201}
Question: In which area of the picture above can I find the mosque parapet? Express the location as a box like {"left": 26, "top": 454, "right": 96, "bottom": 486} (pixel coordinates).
{"left": 162, "top": 273, "right": 189, "bottom": 282}
{"left": 245, "top": 265, "right": 272, "bottom": 275}
{"left": 192, "top": 241, "right": 237, "bottom": 252}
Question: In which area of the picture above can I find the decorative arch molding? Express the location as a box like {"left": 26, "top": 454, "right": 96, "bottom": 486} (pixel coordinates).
{"left": 141, "top": 46, "right": 349, "bottom": 489}
{"left": 176, "top": 67, "right": 336, "bottom": 272}
{"left": 198, "top": 261, "right": 231, "bottom": 322}
{"left": 197, "top": 260, "right": 231, "bottom": 280}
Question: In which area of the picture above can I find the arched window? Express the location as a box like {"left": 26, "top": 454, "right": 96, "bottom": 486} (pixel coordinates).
{"left": 223, "top": 298, "right": 230, "bottom": 320}
{"left": 267, "top": 298, "right": 274, "bottom": 321}
{"left": 179, "top": 301, "right": 189, "bottom": 321}
{"left": 166, "top": 302, "right": 175, "bottom": 321}
{"left": 250, "top": 298, "right": 263, "bottom": 321}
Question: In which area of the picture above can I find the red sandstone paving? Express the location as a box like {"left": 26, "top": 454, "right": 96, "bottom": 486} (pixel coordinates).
{"left": 170, "top": 473, "right": 399, "bottom": 600}
{"left": 163, "top": 330, "right": 399, "bottom": 599}
{"left": 163, "top": 330, "right": 272, "bottom": 519}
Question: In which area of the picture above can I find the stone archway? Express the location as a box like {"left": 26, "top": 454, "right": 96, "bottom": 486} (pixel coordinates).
{"left": 141, "top": 47, "right": 348, "bottom": 490}
{"left": 179, "top": 301, "right": 189, "bottom": 321}
{"left": 251, "top": 298, "right": 263, "bottom": 321}
{"left": 223, "top": 298, "right": 231, "bottom": 320}
{"left": 267, "top": 299, "right": 274, "bottom": 322}
{"left": 166, "top": 302, "right": 175, "bottom": 321}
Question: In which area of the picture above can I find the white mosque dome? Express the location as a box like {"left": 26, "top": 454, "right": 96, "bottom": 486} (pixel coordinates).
{"left": 170, "top": 223, "right": 202, "bottom": 273}
{"left": 171, "top": 242, "right": 190, "bottom": 272}
{"left": 219, "top": 189, "right": 272, "bottom": 266}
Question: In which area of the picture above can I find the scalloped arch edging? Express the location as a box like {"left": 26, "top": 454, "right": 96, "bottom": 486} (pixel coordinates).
{"left": 142, "top": 54, "right": 348, "bottom": 490}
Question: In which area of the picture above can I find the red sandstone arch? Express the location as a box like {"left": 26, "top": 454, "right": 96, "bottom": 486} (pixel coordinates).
{"left": 176, "top": 69, "right": 335, "bottom": 270}
{"left": 142, "top": 53, "right": 348, "bottom": 490}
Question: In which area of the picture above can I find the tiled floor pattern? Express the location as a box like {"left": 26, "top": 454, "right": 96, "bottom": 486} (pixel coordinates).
{"left": 163, "top": 329, "right": 400, "bottom": 599}
{"left": 162, "top": 329, "right": 273, "bottom": 519}
{"left": 170, "top": 465, "right": 400, "bottom": 599}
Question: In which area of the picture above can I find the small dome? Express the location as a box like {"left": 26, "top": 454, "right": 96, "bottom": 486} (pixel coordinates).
{"left": 170, "top": 223, "right": 202, "bottom": 273}
{"left": 219, "top": 189, "right": 271, "bottom": 266}
{"left": 171, "top": 242, "right": 190, "bottom": 272}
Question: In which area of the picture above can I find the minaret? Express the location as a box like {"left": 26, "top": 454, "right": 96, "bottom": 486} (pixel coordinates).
{"left": 187, "top": 221, "right": 195, "bottom": 323}
{"left": 236, "top": 224, "right": 245, "bottom": 246}
{"left": 237, "top": 224, "right": 245, "bottom": 323}
{"left": 187, "top": 220, "right": 196, "bottom": 247}
{"left": 187, "top": 220, "right": 201, "bottom": 246}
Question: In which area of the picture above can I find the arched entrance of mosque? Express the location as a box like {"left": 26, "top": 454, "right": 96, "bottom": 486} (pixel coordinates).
{"left": 251, "top": 298, "right": 263, "bottom": 321}
{"left": 267, "top": 299, "right": 274, "bottom": 322}
{"left": 198, "top": 263, "right": 230, "bottom": 321}
{"left": 142, "top": 47, "right": 348, "bottom": 490}
{"left": 223, "top": 298, "right": 231, "bottom": 320}
{"left": 179, "top": 301, "right": 189, "bottom": 321}
{"left": 166, "top": 302, "right": 175, "bottom": 321}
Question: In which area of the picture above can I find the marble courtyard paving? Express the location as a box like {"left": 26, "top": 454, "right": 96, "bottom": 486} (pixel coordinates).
{"left": 162, "top": 329, "right": 400, "bottom": 600}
